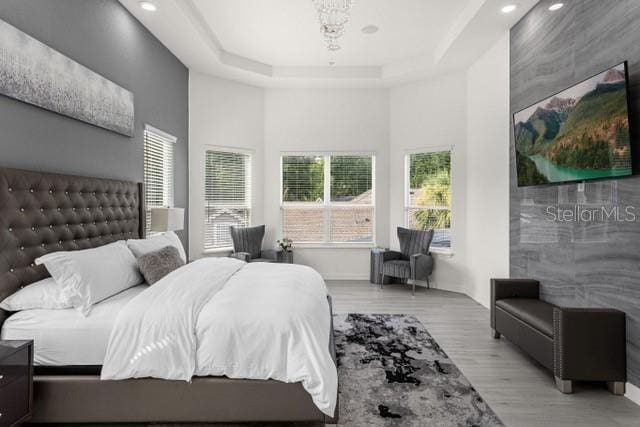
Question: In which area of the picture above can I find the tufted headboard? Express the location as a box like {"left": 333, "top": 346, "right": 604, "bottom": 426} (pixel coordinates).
{"left": 0, "top": 167, "right": 145, "bottom": 327}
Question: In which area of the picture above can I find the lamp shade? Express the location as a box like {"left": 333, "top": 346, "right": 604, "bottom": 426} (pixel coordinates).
{"left": 150, "top": 207, "right": 184, "bottom": 232}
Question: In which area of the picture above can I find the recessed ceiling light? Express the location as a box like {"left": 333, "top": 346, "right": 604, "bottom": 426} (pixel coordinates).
{"left": 361, "top": 25, "right": 379, "bottom": 34}
{"left": 139, "top": 1, "right": 157, "bottom": 12}
{"left": 548, "top": 3, "right": 564, "bottom": 11}
{"left": 501, "top": 4, "right": 518, "bottom": 13}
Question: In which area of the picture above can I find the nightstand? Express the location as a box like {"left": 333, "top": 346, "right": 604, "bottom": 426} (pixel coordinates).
{"left": 276, "top": 250, "right": 294, "bottom": 264}
{"left": 0, "top": 340, "right": 33, "bottom": 426}
{"left": 370, "top": 247, "right": 389, "bottom": 284}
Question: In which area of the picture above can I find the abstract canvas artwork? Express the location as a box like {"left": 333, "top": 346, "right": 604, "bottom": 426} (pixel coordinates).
{"left": 0, "top": 19, "right": 134, "bottom": 137}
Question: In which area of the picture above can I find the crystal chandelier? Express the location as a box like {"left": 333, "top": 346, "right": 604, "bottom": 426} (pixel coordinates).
{"left": 312, "top": 0, "right": 354, "bottom": 64}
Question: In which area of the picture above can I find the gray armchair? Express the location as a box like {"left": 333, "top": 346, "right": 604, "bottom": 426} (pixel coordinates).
{"left": 229, "top": 225, "right": 278, "bottom": 262}
{"left": 372, "top": 227, "right": 434, "bottom": 294}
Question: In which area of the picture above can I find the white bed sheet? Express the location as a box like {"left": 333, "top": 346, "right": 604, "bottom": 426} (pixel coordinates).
{"left": 0, "top": 285, "right": 147, "bottom": 366}
{"left": 101, "top": 259, "right": 337, "bottom": 416}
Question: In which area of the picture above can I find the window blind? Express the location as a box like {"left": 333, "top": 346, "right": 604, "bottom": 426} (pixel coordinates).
{"left": 143, "top": 126, "right": 175, "bottom": 235}
{"left": 282, "top": 156, "right": 324, "bottom": 202}
{"left": 204, "top": 149, "right": 252, "bottom": 250}
{"left": 330, "top": 155, "right": 372, "bottom": 203}
{"left": 281, "top": 154, "right": 374, "bottom": 244}
{"left": 406, "top": 150, "right": 451, "bottom": 248}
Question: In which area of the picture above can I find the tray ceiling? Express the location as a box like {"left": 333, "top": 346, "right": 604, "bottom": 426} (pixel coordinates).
{"left": 120, "top": 0, "right": 538, "bottom": 88}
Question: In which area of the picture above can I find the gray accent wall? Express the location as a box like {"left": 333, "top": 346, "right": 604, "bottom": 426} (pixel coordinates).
{"left": 510, "top": 0, "right": 640, "bottom": 387}
{"left": 0, "top": 0, "right": 189, "bottom": 250}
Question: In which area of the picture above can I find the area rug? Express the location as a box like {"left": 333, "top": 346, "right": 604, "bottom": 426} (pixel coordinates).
{"left": 334, "top": 314, "right": 503, "bottom": 427}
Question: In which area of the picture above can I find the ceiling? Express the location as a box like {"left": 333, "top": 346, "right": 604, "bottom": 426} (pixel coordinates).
{"left": 193, "top": 0, "right": 470, "bottom": 67}
{"left": 120, "top": 0, "right": 539, "bottom": 88}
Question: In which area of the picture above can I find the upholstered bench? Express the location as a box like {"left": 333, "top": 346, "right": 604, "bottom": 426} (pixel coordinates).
{"left": 490, "top": 278, "right": 626, "bottom": 395}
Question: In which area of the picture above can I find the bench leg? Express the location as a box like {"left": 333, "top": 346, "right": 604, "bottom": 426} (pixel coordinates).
{"left": 491, "top": 329, "right": 501, "bottom": 339}
{"left": 607, "top": 381, "right": 625, "bottom": 395}
{"left": 555, "top": 377, "right": 573, "bottom": 394}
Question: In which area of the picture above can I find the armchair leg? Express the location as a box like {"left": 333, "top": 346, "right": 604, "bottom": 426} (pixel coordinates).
{"left": 555, "top": 377, "right": 573, "bottom": 394}
{"left": 491, "top": 329, "right": 501, "bottom": 339}
{"left": 412, "top": 281, "right": 415, "bottom": 296}
{"left": 607, "top": 381, "right": 625, "bottom": 395}
{"left": 426, "top": 277, "right": 430, "bottom": 289}
{"left": 380, "top": 275, "right": 385, "bottom": 289}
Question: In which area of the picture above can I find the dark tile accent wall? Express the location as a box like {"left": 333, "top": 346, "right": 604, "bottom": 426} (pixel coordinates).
{"left": 0, "top": 0, "right": 189, "bottom": 251}
{"left": 510, "top": 0, "right": 640, "bottom": 387}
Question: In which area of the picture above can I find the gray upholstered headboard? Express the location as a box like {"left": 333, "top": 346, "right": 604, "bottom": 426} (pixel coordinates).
{"left": 0, "top": 167, "right": 144, "bottom": 327}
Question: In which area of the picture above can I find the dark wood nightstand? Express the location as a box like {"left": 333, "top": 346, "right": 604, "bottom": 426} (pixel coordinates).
{"left": 0, "top": 340, "right": 33, "bottom": 426}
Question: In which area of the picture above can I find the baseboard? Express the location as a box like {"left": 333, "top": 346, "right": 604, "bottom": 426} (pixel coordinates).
{"left": 625, "top": 382, "right": 640, "bottom": 406}
{"left": 321, "top": 274, "right": 442, "bottom": 283}
{"left": 322, "top": 273, "right": 369, "bottom": 281}
{"left": 320, "top": 275, "right": 454, "bottom": 291}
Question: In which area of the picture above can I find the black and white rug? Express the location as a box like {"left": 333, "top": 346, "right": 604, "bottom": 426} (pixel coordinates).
{"left": 334, "top": 314, "right": 503, "bottom": 427}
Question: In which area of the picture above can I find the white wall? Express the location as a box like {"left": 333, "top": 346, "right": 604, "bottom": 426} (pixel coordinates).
{"left": 465, "top": 34, "right": 510, "bottom": 307}
{"left": 188, "top": 72, "right": 265, "bottom": 259}
{"left": 187, "top": 37, "right": 511, "bottom": 300}
{"left": 389, "top": 73, "right": 469, "bottom": 293}
{"left": 264, "top": 89, "right": 390, "bottom": 279}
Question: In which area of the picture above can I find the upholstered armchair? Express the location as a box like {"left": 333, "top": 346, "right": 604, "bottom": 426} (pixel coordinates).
{"left": 229, "top": 225, "right": 278, "bottom": 262}
{"left": 372, "top": 227, "right": 434, "bottom": 294}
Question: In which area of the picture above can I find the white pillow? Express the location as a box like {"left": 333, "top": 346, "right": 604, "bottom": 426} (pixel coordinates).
{"left": 35, "top": 241, "right": 142, "bottom": 316}
{"left": 126, "top": 231, "right": 187, "bottom": 263}
{"left": 0, "top": 277, "right": 72, "bottom": 311}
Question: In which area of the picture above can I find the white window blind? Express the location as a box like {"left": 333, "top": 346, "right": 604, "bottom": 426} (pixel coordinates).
{"left": 405, "top": 150, "right": 451, "bottom": 248}
{"left": 281, "top": 154, "right": 374, "bottom": 244}
{"left": 204, "top": 149, "right": 252, "bottom": 250}
{"left": 143, "top": 126, "right": 176, "bottom": 235}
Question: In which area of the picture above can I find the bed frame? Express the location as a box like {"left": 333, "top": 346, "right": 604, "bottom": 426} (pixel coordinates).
{"left": 0, "top": 167, "right": 338, "bottom": 424}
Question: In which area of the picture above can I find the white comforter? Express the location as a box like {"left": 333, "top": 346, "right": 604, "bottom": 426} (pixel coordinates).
{"left": 101, "top": 257, "right": 337, "bottom": 416}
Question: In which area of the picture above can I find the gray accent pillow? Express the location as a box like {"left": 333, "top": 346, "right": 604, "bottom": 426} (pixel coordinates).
{"left": 137, "top": 246, "right": 185, "bottom": 285}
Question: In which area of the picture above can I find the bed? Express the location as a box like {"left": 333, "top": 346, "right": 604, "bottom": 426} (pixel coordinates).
{"left": 0, "top": 167, "right": 338, "bottom": 424}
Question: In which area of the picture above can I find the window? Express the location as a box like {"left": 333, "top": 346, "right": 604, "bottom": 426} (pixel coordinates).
{"left": 204, "top": 148, "right": 252, "bottom": 250}
{"left": 405, "top": 149, "right": 451, "bottom": 249}
{"left": 143, "top": 125, "right": 176, "bottom": 235}
{"left": 281, "top": 154, "right": 375, "bottom": 244}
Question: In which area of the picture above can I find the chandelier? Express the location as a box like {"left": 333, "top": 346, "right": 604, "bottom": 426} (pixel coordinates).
{"left": 312, "top": 0, "right": 354, "bottom": 64}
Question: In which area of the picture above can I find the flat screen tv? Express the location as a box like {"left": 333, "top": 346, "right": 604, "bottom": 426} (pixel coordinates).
{"left": 513, "top": 61, "right": 632, "bottom": 187}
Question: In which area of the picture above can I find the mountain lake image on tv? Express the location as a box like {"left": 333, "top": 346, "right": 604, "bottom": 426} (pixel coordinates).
{"left": 514, "top": 62, "right": 632, "bottom": 187}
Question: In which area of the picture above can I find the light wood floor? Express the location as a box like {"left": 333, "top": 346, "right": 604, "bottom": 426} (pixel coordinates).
{"left": 327, "top": 281, "right": 640, "bottom": 427}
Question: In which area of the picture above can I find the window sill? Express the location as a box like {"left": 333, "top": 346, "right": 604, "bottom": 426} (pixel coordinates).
{"left": 292, "top": 243, "right": 376, "bottom": 250}
{"left": 430, "top": 248, "right": 454, "bottom": 257}
{"left": 203, "top": 247, "right": 233, "bottom": 255}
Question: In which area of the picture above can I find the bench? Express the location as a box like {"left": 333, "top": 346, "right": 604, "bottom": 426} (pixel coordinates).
{"left": 490, "top": 278, "right": 626, "bottom": 395}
